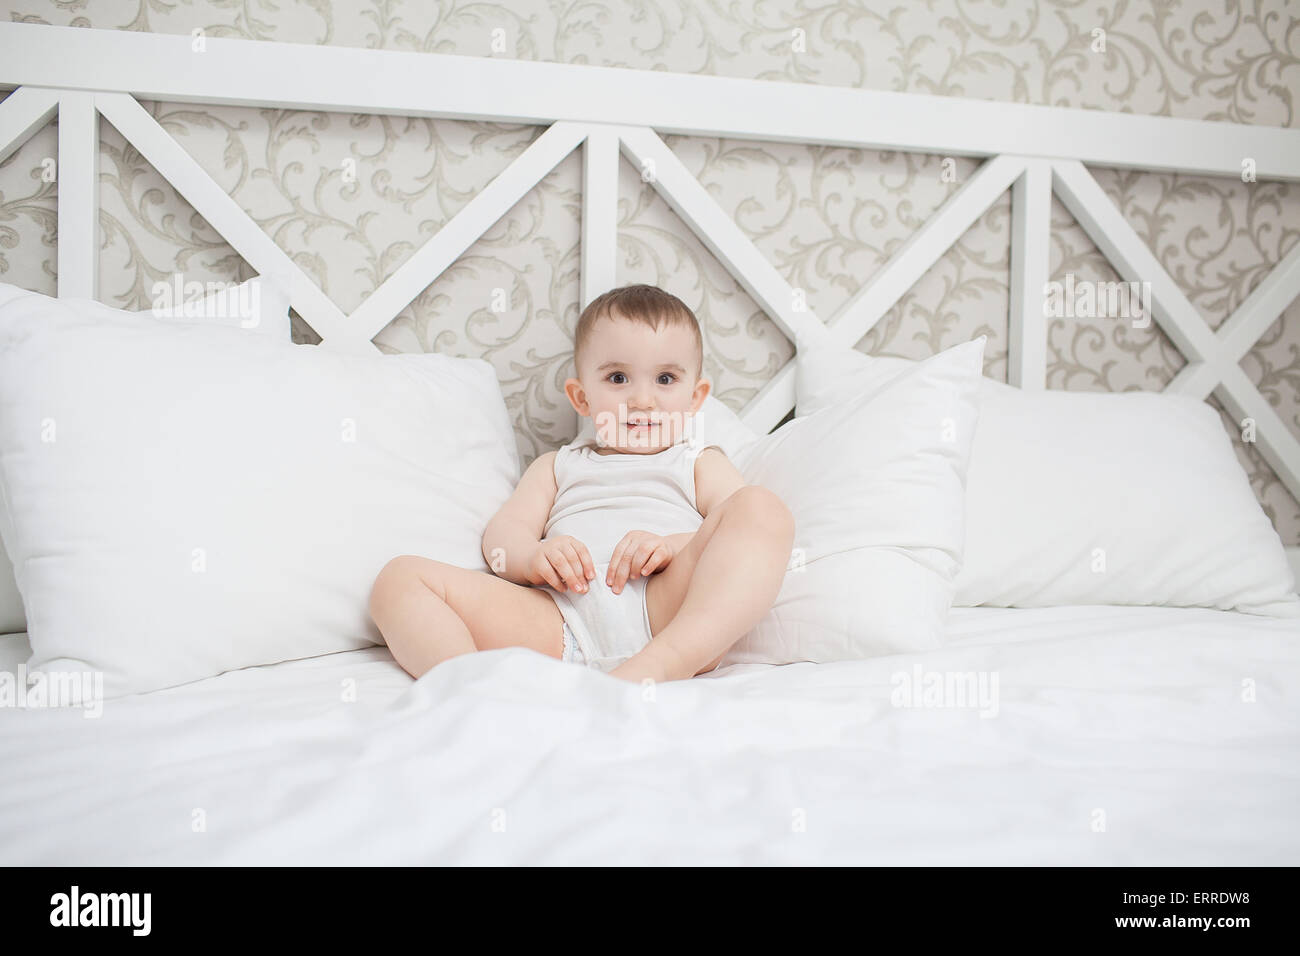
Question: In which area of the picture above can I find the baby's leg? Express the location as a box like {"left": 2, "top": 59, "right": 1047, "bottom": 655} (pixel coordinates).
{"left": 368, "top": 556, "right": 565, "bottom": 679}
{"left": 641, "top": 484, "right": 795, "bottom": 678}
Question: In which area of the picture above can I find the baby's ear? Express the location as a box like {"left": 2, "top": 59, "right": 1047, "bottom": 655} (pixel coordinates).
{"left": 692, "top": 376, "right": 712, "bottom": 409}
{"left": 562, "top": 377, "right": 588, "bottom": 414}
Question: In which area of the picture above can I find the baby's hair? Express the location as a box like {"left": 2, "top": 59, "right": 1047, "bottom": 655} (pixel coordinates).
{"left": 573, "top": 284, "right": 704, "bottom": 381}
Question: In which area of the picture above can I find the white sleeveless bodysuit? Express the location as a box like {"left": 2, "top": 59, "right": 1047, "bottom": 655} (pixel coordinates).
{"left": 541, "top": 435, "right": 718, "bottom": 671}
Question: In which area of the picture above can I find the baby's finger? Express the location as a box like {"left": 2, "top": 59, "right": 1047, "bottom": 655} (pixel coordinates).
{"left": 641, "top": 544, "right": 669, "bottom": 574}
{"left": 606, "top": 538, "right": 630, "bottom": 587}
{"left": 575, "top": 542, "right": 596, "bottom": 582}
{"left": 559, "top": 544, "right": 588, "bottom": 592}
{"left": 630, "top": 542, "right": 658, "bottom": 578}
{"left": 548, "top": 551, "right": 578, "bottom": 592}
{"left": 609, "top": 545, "right": 636, "bottom": 593}
{"left": 534, "top": 554, "right": 564, "bottom": 591}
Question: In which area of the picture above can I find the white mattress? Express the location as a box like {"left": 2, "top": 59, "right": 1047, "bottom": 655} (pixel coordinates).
{"left": 1, "top": 604, "right": 1297, "bottom": 864}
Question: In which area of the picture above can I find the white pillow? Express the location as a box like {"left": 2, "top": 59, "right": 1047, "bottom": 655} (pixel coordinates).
{"left": 0, "top": 276, "right": 292, "bottom": 635}
{"left": 718, "top": 337, "right": 987, "bottom": 665}
{"left": 0, "top": 291, "right": 520, "bottom": 699}
{"left": 797, "top": 349, "right": 1300, "bottom": 617}
{"left": 148, "top": 273, "right": 292, "bottom": 338}
{"left": 0, "top": 515, "right": 19, "bottom": 635}
{"left": 572, "top": 393, "right": 763, "bottom": 460}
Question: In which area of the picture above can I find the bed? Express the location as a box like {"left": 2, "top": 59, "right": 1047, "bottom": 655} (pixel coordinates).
{"left": 1, "top": 22, "right": 1299, "bottom": 867}
{"left": 3, "top": 604, "right": 1298, "bottom": 865}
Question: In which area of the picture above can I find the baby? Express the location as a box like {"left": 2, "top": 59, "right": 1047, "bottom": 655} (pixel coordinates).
{"left": 368, "top": 284, "right": 795, "bottom": 684}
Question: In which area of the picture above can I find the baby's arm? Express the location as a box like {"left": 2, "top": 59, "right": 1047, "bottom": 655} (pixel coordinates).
{"left": 482, "top": 452, "right": 559, "bottom": 587}
{"left": 482, "top": 452, "right": 595, "bottom": 592}
{"left": 694, "top": 446, "right": 748, "bottom": 519}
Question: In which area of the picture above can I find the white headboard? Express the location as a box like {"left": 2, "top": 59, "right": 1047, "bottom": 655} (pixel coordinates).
{"left": 2, "top": 20, "right": 1299, "bottom": 508}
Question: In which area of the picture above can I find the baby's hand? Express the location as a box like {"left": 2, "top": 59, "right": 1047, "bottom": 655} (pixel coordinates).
{"left": 607, "top": 530, "right": 672, "bottom": 594}
{"left": 529, "top": 535, "right": 596, "bottom": 593}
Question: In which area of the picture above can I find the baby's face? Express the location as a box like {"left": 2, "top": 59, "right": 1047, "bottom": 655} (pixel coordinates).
{"left": 566, "top": 316, "right": 710, "bottom": 454}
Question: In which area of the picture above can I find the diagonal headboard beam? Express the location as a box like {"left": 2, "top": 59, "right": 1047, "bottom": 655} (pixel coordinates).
{"left": 0, "top": 86, "right": 58, "bottom": 167}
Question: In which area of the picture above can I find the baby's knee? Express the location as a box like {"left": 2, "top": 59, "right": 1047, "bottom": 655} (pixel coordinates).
{"left": 368, "top": 555, "right": 434, "bottom": 619}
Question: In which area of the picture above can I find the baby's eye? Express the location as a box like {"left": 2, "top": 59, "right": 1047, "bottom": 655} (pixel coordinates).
{"left": 607, "top": 372, "right": 627, "bottom": 385}
{"left": 657, "top": 373, "right": 676, "bottom": 385}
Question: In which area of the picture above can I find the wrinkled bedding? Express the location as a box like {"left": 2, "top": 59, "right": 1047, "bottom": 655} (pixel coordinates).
{"left": 1, "top": 603, "right": 1297, "bottom": 864}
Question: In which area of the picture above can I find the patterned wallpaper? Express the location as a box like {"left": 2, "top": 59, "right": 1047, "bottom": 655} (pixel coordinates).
{"left": 0, "top": 1, "right": 1298, "bottom": 543}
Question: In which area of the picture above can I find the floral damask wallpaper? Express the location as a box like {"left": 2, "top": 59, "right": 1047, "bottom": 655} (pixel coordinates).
{"left": 0, "top": 0, "right": 1297, "bottom": 542}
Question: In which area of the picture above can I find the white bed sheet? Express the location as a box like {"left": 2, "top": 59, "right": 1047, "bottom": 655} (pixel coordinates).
{"left": 1, "top": 604, "right": 1297, "bottom": 865}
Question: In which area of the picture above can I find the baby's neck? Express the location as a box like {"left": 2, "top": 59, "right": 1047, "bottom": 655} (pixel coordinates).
{"left": 591, "top": 445, "right": 670, "bottom": 456}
